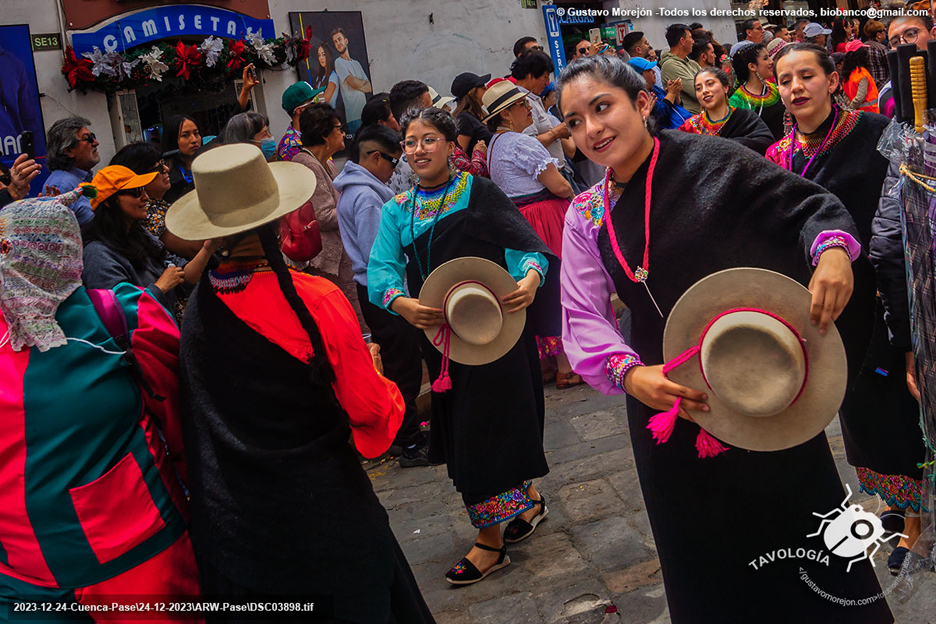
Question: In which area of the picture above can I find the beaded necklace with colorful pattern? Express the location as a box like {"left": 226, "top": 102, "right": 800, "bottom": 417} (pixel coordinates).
{"left": 794, "top": 106, "right": 860, "bottom": 160}
{"left": 410, "top": 177, "right": 454, "bottom": 281}
{"left": 209, "top": 256, "right": 270, "bottom": 295}
{"left": 734, "top": 82, "right": 780, "bottom": 115}
{"left": 688, "top": 106, "right": 735, "bottom": 136}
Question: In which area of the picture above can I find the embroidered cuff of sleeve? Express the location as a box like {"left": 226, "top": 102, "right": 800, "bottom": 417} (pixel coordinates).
{"left": 521, "top": 258, "right": 546, "bottom": 287}
{"left": 607, "top": 352, "right": 643, "bottom": 393}
{"left": 810, "top": 231, "right": 860, "bottom": 266}
{"left": 382, "top": 288, "right": 405, "bottom": 312}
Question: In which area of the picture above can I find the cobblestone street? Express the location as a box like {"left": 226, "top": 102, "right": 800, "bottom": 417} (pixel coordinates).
{"left": 366, "top": 384, "right": 936, "bottom": 623}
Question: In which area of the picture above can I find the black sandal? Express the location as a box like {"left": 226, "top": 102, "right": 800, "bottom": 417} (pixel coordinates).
{"left": 503, "top": 496, "right": 548, "bottom": 544}
{"left": 445, "top": 542, "right": 510, "bottom": 585}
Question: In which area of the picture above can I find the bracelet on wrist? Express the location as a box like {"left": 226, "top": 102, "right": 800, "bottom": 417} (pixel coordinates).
{"left": 606, "top": 352, "right": 643, "bottom": 393}
{"left": 814, "top": 235, "right": 849, "bottom": 261}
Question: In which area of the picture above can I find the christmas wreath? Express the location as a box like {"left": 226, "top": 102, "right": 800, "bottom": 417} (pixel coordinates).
{"left": 62, "top": 31, "right": 310, "bottom": 92}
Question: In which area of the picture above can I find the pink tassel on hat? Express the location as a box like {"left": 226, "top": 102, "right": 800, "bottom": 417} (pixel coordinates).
{"left": 647, "top": 398, "right": 680, "bottom": 443}
{"left": 695, "top": 428, "right": 728, "bottom": 458}
{"left": 646, "top": 346, "right": 699, "bottom": 445}
{"left": 431, "top": 324, "right": 453, "bottom": 393}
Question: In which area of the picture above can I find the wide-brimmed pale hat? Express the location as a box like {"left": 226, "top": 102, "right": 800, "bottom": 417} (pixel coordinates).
{"left": 165, "top": 143, "right": 317, "bottom": 241}
{"left": 419, "top": 257, "right": 525, "bottom": 374}
{"left": 481, "top": 81, "right": 528, "bottom": 123}
{"left": 429, "top": 87, "right": 456, "bottom": 110}
{"left": 661, "top": 268, "right": 847, "bottom": 453}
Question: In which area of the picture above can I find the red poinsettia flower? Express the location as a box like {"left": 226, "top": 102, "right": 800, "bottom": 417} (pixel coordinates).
{"left": 61, "top": 46, "right": 95, "bottom": 89}
{"left": 174, "top": 40, "right": 203, "bottom": 80}
{"left": 227, "top": 39, "right": 246, "bottom": 71}
{"left": 295, "top": 37, "right": 311, "bottom": 62}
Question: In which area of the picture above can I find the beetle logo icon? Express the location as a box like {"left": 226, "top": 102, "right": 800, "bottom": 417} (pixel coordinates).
{"left": 807, "top": 484, "right": 906, "bottom": 572}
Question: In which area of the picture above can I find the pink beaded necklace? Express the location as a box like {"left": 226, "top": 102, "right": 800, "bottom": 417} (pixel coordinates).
{"left": 603, "top": 136, "right": 664, "bottom": 317}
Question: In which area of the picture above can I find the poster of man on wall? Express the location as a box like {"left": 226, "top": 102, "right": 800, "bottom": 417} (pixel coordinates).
{"left": 0, "top": 24, "right": 47, "bottom": 194}
{"left": 289, "top": 11, "right": 372, "bottom": 134}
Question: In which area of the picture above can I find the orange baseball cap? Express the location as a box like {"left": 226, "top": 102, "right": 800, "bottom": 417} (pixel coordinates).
{"left": 83, "top": 165, "right": 158, "bottom": 211}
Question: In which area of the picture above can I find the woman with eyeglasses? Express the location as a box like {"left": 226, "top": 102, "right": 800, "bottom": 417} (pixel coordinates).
{"left": 368, "top": 107, "right": 557, "bottom": 585}
{"left": 292, "top": 103, "right": 365, "bottom": 329}
{"left": 162, "top": 114, "right": 203, "bottom": 204}
{"left": 482, "top": 81, "right": 581, "bottom": 389}
{"left": 678, "top": 67, "right": 774, "bottom": 155}
{"left": 82, "top": 165, "right": 216, "bottom": 317}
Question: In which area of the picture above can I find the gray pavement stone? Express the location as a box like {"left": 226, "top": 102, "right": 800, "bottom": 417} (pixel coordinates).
{"left": 570, "top": 409, "right": 628, "bottom": 442}
{"left": 608, "top": 585, "right": 670, "bottom": 624}
{"left": 510, "top": 532, "right": 591, "bottom": 586}
{"left": 542, "top": 447, "right": 634, "bottom": 489}
{"left": 572, "top": 516, "right": 654, "bottom": 572}
{"left": 557, "top": 478, "right": 623, "bottom": 524}
{"left": 606, "top": 468, "right": 645, "bottom": 514}
{"left": 533, "top": 579, "right": 617, "bottom": 623}
{"left": 469, "top": 592, "right": 539, "bottom": 623}
{"left": 544, "top": 417, "right": 582, "bottom": 451}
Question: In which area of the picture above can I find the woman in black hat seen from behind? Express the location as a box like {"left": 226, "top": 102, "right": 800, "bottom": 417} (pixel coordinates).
{"left": 452, "top": 72, "right": 493, "bottom": 155}
{"left": 169, "top": 143, "right": 434, "bottom": 622}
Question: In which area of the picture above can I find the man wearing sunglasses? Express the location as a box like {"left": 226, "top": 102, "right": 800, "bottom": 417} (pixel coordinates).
{"left": 44, "top": 116, "right": 101, "bottom": 229}
{"left": 333, "top": 125, "right": 429, "bottom": 467}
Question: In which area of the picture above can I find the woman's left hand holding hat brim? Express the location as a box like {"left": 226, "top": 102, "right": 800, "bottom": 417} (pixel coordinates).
{"left": 807, "top": 246, "right": 853, "bottom": 335}
{"left": 501, "top": 270, "right": 541, "bottom": 314}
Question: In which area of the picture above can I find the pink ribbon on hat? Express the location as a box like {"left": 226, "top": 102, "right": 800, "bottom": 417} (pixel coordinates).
{"left": 430, "top": 280, "right": 499, "bottom": 393}
{"left": 648, "top": 307, "right": 809, "bottom": 459}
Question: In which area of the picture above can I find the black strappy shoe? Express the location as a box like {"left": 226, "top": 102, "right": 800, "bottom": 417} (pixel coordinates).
{"left": 445, "top": 543, "right": 510, "bottom": 585}
{"left": 503, "top": 495, "right": 548, "bottom": 544}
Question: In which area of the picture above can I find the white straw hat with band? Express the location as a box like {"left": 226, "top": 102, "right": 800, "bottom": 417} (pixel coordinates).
{"left": 165, "top": 143, "right": 318, "bottom": 241}
{"left": 419, "top": 257, "right": 526, "bottom": 392}
{"left": 653, "top": 268, "right": 847, "bottom": 457}
{"left": 480, "top": 81, "right": 528, "bottom": 123}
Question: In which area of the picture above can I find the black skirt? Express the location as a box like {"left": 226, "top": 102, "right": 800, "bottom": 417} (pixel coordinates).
{"left": 405, "top": 209, "right": 549, "bottom": 497}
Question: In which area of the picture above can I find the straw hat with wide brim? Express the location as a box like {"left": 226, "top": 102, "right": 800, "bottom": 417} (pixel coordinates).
{"left": 419, "top": 257, "right": 525, "bottom": 366}
{"left": 662, "top": 268, "right": 847, "bottom": 452}
{"left": 165, "top": 143, "right": 317, "bottom": 241}
{"left": 429, "top": 87, "right": 456, "bottom": 110}
{"left": 481, "top": 81, "right": 528, "bottom": 124}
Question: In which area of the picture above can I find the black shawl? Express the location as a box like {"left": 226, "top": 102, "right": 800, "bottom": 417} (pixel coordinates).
{"left": 721, "top": 107, "right": 775, "bottom": 155}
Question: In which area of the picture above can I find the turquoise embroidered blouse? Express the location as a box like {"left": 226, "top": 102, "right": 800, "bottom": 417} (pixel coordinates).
{"left": 367, "top": 172, "right": 548, "bottom": 312}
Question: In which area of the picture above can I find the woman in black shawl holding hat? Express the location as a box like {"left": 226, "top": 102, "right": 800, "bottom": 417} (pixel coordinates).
{"left": 368, "top": 107, "right": 558, "bottom": 585}
{"left": 167, "top": 143, "right": 434, "bottom": 622}
{"left": 558, "top": 54, "right": 892, "bottom": 622}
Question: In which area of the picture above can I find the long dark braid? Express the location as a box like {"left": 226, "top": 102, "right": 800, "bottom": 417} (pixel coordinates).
{"left": 258, "top": 225, "right": 336, "bottom": 387}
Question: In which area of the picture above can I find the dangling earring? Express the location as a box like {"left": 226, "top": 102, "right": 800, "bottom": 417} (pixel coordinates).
{"left": 643, "top": 116, "right": 648, "bottom": 128}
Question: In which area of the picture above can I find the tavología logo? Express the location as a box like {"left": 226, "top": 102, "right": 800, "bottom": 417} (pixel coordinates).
{"left": 748, "top": 485, "right": 906, "bottom": 572}
{"left": 807, "top": 484, "right": 905, "bottom": 572}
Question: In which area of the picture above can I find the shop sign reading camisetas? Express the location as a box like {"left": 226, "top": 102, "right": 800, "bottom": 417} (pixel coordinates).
{"left": 69, "top": 4, "right": 275, "bottom": 56}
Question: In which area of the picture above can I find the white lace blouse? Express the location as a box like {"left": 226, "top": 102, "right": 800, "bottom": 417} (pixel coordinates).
{"left": 487, "top": 131, "right": 559, "bottom": 199}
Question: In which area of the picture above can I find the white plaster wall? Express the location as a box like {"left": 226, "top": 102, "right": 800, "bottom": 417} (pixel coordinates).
{"left": 605, "top": 0, "right": 739, "bottom": 53}
{"left": 5, "top": 0, "right": 117, "bottom": 166}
